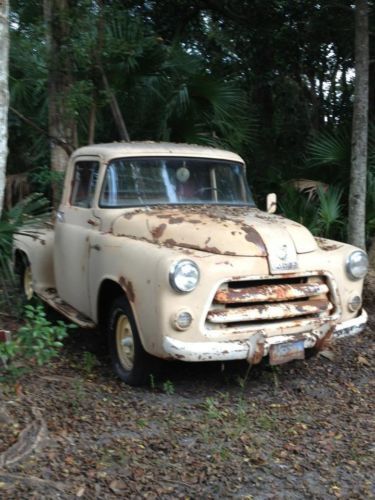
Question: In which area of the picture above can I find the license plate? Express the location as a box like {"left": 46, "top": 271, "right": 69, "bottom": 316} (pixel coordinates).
{"left": 269, "top": 340, "right": 305, "bottom": 365}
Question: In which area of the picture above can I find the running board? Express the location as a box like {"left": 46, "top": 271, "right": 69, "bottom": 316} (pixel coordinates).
{"left": 38, "top": 288, "right": 96, "bottom": 328}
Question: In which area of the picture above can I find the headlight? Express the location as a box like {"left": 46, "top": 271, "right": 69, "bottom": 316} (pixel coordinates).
{"left": 346, "top": 250, "right": 368, "bottom": 280}
{"left": 170, "top": 260, "right": 200, "bottom": 293}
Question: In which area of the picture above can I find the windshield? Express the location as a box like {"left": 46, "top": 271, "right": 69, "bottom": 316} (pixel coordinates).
{"left": 99, "top": 157, "right": 255, "bottom": 207}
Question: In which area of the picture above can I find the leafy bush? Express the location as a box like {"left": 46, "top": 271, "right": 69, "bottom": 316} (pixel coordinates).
{"left": 279, "top": 185, "right": 344, "bottom": 240}
{"left": 0, "top": 304, "right": 75, "bottom": 378}
{"left": 0, "top": 194, "right": 50, "bottom": 313}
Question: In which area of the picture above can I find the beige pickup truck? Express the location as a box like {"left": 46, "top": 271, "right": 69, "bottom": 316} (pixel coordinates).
{"left": 13, "top": 142, "right": 368, "bottom": 385}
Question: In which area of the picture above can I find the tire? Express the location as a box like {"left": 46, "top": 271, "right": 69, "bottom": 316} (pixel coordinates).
{"left": 19, "top": 256, "right": 34, "bottom": 302}
{"left": 107, "top": 296, "right": 161, "bottom": 386}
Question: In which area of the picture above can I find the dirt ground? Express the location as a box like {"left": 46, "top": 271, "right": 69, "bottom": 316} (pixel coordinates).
{"left": 0, "top": 275, "right": 374, "bottom": 499}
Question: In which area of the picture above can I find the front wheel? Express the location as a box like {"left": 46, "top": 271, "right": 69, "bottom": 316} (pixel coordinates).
{"left": 107, "top": 296, "right": 161, "bottom": 386}
{"left": 19, "top": 257, "right": 34, "bottom": 301}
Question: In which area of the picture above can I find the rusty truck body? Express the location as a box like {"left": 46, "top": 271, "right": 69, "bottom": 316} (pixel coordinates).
{"left": 13, "top": 142, "right": 368, "bottom": 385}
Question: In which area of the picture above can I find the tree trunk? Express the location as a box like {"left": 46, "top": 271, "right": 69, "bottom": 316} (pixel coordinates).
{"left": 96, "top": 1, "right": 130, "bottom": 142}
{"left": 44, "top": 0, "right": 76, "bottom": 205}
{"left": 348, "top": 0, "right": 369, "bottom": 249}
{"left": 0, "top": 0, "right": 9, "bottom": 218}
{"left": 101, "top": 70, "right": 130, "bottom": 142}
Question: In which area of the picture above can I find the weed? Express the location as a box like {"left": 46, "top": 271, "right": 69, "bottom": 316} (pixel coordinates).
{"left": 137, "top": 418, "right": 147, "bottom": 428}
{"left": 257, "top": 414, "right": 275, "bottom": 431}
{"left": 149, "top": 373, "right": 156, "bottom": 390}
{"left": 219, "top": 445, "right": 232, "bottom": 461}
{"left": 204, "top": 397, "right": 223, "bottom": 420}
{"left": 271, "top": 366, "right": 280, "bottom": 394}
{"left": 162, "top": 379, "right": 175, "bottom": 395}
{"left": 0, "top": 304, "right": 75, "bottom": 379}
{"left": 82, "top": 351, "right": 98, "bottom": 375}
{"left": 236, "top": 364, "right": 253, "bottom": 392}
{"left": 235, "top": 397, "right": 248, "bottom": 428}
{"left": 71, "top": 378, "right": 86, "bottom": 414}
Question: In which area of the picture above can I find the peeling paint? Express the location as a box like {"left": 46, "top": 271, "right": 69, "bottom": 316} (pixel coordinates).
{"left": 241, "top": 225, "right": 267, "bottom": 255}
{"left": 215, "top": 282, "right": 329, "bottom": 304}
{"left": 207, "top": 299, "right": 333, "bottom": 324}
{"left": 119, "top": 276, "right": 136, "bottom": 302}
{"left": 315, "top": 237, "right": 343, "bottom": 251}
{"left": 169, "top": 216, "right": 184, "bottom": 224}
{"left": 151, "top": 223, "right": 167, "bottom": 239}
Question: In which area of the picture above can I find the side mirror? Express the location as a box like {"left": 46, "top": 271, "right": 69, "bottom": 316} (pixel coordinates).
{"left": 266, "top": 193, "right": 277, "bottom": 214}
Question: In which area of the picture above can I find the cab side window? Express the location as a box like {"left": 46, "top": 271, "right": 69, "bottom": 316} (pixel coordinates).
{"left": 70, "top": 161, "right": 99, "bottom": 208}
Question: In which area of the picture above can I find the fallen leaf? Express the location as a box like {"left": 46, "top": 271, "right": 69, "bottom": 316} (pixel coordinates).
{"left": 109, "top": 479, "right": 127, "bottom": 494}
{"left": 357, "top": 355, "right": 370, "bottom": 366}
{"left": 76, "top": 486, "right": 85, "bottom": 497}
{"left": 319, "top": 350, "right": 335, "bottom": 361}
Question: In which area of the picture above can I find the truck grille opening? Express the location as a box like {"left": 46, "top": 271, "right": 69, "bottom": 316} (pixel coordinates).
{"left": 206, "top": 275, "right": 335, "bottom": 330}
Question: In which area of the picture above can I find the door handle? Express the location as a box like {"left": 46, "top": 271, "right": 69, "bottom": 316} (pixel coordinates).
{"left": 87, "top": 218, "right": 99, "bottom": 226}
{"left": 90, "top": 244, "right": 101, "bottom": 251}
{"left": 56, "top": 211, "right": 65, "bottom": 223}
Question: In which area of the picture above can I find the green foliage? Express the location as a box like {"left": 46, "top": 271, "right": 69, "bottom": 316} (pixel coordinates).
{"left": 6, "top": 0, "right": 374, "bottom": 246}
{"left": 278, "top": 186, "right": 320, "bottom": 234}
{"left": 0, "top": 195, "right": 50, "bottom": 312}
{"left": 0, "top": 304, "right": 75, "bottom": 378}
{"left": 204, "top": 397, "right": 223, "bottom": 421}
{"left": 279, "top": 185, "right": 344, "bottom": 240}
{"left": 317, "top": 186, "right": 344, "bottom": 239}
{"left": 29, "top": 167, "right": 65, "bottom": 201}
{"left": 16, "top": 305, "right": 71, "bottom": 365}
{"left": 82, "top": 351, "right": 99, "bottom": 375}
{"left": 162, "top": 379, "right": 175, "bottom": 395}
{"left": 307, "top": 129, "right": 351, "bottom": 170}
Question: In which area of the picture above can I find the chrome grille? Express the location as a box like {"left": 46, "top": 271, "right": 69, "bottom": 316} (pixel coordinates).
{"left": 206, "top": 276, "right": 334, "bottom": 329}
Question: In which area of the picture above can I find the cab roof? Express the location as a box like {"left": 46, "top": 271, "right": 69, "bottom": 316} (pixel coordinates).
{"left": 71, "top": 141, "right": 244, "bottom": 164}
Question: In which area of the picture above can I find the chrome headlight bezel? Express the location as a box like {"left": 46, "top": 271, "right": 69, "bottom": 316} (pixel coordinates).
{"left": 346, "top": 250, "right": 368, "bottom": 280}
{"left": 169, "top": 260, "right": 200, "bottom": 293}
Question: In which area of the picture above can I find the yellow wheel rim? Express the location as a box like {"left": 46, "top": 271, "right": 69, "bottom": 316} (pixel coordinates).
{"left": 115, "top": 314, "right": 134, "bottom": 371}
{"left": 24, "top": 266, "right": 34, "bottom": 301}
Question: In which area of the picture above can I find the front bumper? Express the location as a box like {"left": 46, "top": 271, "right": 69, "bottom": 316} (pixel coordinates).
{"left": 163, "top": 309, "right": 368, "bottom": 363}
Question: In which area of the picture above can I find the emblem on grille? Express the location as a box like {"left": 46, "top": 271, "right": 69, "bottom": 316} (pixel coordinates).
{"left": 278, "top": 244, "right": 288, "bottom": 261}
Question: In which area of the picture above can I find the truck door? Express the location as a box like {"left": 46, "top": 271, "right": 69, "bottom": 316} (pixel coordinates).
{"left": 54, "top": 159, "right": 100, "bottom": 317}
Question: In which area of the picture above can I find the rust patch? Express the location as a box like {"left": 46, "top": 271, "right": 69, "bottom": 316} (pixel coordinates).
{"left": 241, "top": 225, "right": 267, "bottom": 255}
{"left": 250, "top": 343, "right": 265, "bottom": 365}
{"left": 207, "top": 299, "right": 333, "bottom": 323}
{"left": 164, "top": 238, "right": 177, "bottom": 247}
{"left": 204, "top": 246, "right": 221, "bottom": 254}
{"left": 119, "top": 276, "right": 136, "bottom": 302}
{"left": 315, "top": 237, "right": 342, "bottom": 251}
{"left": 314, "top": 327, "right": 334, "bottom": 352}
{"left": 151, "top": 223, "right": 167, "bottom": 239}
{"left": 169, "top": 216, "right": 184, "bottom": 224}
{"left": 214, "top": 283, "right": 329, "bottom": 304}
{"left": 156, "top": 213, "right": 172, "bottom": 219}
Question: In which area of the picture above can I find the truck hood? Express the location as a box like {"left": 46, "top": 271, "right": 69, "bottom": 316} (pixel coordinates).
{"left": 112, "top": 206, "right": 317, "bottom": 272}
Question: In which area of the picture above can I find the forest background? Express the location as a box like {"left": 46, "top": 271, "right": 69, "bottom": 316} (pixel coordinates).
{"left": 2, "top": 0, "right": 375, "bottom": 251}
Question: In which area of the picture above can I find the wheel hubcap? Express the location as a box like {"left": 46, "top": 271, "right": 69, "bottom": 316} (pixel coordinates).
{"left": 115, "top": 314, "right": 134, "bottom": 371}
{"left": 24, "top": 266, "right": 33, "bottom": 300}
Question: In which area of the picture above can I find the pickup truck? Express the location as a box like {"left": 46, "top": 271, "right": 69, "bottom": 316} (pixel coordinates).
{"left": 13, "top": 142, "right": 368, "bottom": 385}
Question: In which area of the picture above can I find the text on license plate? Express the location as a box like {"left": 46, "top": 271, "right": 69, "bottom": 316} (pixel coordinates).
{"left": 269, "top": 339, "right": 305, "bottom": 365}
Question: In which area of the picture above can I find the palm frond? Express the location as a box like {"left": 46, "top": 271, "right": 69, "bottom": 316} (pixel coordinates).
{"left": 307, "top": 129, "right": 350, "bottom": 168}
{"left": 317, "top": 185, "right": 344, "bottom": 239}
